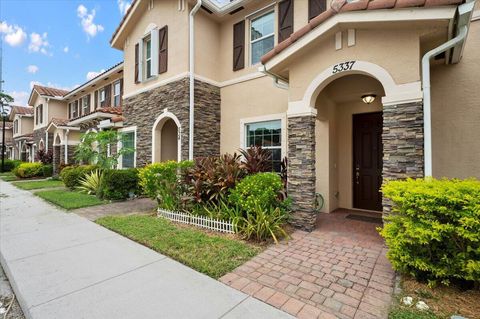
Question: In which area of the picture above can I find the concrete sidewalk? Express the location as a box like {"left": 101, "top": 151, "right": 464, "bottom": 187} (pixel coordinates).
{"left": 0, "top": 181, "right": 292, "bottom": 319}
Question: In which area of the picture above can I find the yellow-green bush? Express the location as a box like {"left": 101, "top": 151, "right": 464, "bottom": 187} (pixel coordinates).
{"left": 380, "top": 178, "right": 480, "bottom": 285}
{"left": 138, "top": 161, "right": 193, "bottom": 210}
{"left": 12, "top": 162, "right": 44, "bottom": 178}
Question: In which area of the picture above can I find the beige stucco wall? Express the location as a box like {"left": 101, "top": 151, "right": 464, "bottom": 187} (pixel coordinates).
{"left": 19, "top": 116, "right": 34, "bottom": 137}
{"left": 47, "top": 99, "right": 68, "bottom": 122}
{"left": 122, "top": 0, "right": 189, "bottom": 96}
{"left": 283, "top": 27, "right": 423, "bottom": 101}
{"left": 220, "top": 76, "right": 288, "bottom": 155}
{"left": 430, "top": 20, "right": 480, "bottom": 179}
{"left": 195, "top": 10, "right": 220, "bottom": 81}
{"left": 31, "top": 94, "right": 68, "bottom": 130}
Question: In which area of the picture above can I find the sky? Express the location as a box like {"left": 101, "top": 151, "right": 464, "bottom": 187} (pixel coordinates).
{"left": 0, "top": 0, "right": 132, "bottom": 106}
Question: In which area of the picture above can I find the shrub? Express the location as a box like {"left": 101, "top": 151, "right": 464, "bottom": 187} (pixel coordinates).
{"left": 380, "top": 178, "right": 480, "bottom": 285}
{"left": 60, "top": 165, "right": 98, "bottom": 189}
{"left": 36, "top": 149, "right": 53, "bottom": 164}
{"left": 228, "top": 172, "right": 284, "bottom": 213}
{"left": 139, "top": 161, "right": 193, "bottom": 210}
{"left": 183, "top": 154, "right": 245, "bottom": 205}
{"left": 13, "top": 162, "right": 44, "bottom": 178}
{"left": 77, "top": 170, "right": 103, "bottom": 195}
{"left": 239, "top": 146, "right": 272, "bottom": 174}
{"left": 42, "top": 164, "right": 53, "bottom": 177}
{"left": 0, "top": 159, "right": 22, "bottom": 172}
{"left": 99, "top": 169, "right": 139, "bottom": 200}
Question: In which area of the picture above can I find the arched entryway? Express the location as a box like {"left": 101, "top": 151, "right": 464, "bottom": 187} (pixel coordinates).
{"left": 286, "top": 61, "right": 424, "bottom": 230}
{"left": 314, "top": 74, "right": 385, "bottom": 213}
{"left": 152, "top": 112, "right": 181, "bottom": 162}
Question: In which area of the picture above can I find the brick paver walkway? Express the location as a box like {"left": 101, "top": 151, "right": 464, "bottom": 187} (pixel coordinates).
{"left": 220, "top": 210, "right": 395, "bottom": 319}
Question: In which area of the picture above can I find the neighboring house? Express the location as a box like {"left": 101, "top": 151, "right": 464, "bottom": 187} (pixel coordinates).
{"left": 108, "top": 0, "right": 480, "bottom": 230}
{"left": 28, "top": 85, "right": 70, "bottom": 160}
{"left": 9, "top": 106, "right": 34, "bottom": 162}
{"left": 0, "top": 121, "right": 14, "bottom": 160}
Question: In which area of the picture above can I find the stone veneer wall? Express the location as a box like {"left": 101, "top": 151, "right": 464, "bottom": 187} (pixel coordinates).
{"left": 382, "top": 101, "right": 424, "bottom": 213}
{"left": 59, "top": 145, "right": 76, "bottom": 166}
{"left": 287, "top": 115, "right": 317, "bottom": 231}
{"left": 52, "top": 145, "right": 61, "bottom": 176}
{"left": 123, "top": 78, "right": 220, "bottom": 167}
{"left": 33, "top": 128, "right": 53, "bottom": 153}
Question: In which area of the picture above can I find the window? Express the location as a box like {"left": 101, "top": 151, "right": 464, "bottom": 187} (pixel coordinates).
{"left": 145, "top": 36, "right": 152, "bottom": 79}
{"left": 113, "top": 81, "right": 121, "bottom": 107}
{"left": 250, "top": 11, "right": 275, "bottom": 65}
{"left": 81, "top": 96, "right": 90, "bottom": 115}
{"left": 99, "top": 88, "right": 106, "bottom": 107}
{"left": 36, "top": 104, "right": 43, "bottom": 125}
{"left": 73, "top": 100, "right": 79, "bottom": 118}
{"left": 14, "top": 120, "right": 18, "bottom": 134}
{"left": 245, "top": 120, "right": 282, "bottom": 172}
{"left": 120, "top": 131, "right": 135, "bottom": 168}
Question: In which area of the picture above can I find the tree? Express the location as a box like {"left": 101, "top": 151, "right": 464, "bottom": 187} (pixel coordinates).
{"left": 0, "top": 92, "right": 14, "bottom": 106}
{"left": 74, "top": 130, "right": 134, "bottom": 169}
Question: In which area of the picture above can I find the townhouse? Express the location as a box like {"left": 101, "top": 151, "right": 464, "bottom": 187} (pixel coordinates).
{"left": 107, "top": 0, "right": 480, "bottom": 230}
{"left": 0, "top": 121, "right": 14, "bottom": 160}
{"left": 9, "top": 105, "right": 34, "bottom": 162}
{"left": 13, "top": 0, "right": 479, "bottom": 231}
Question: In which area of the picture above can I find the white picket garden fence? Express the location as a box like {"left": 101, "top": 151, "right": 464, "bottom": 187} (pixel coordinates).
{"left": 157, "top": 208, "right": 235, "bottom": 234}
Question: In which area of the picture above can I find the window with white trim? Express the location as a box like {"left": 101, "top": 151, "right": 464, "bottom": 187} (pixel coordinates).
{"left": 245, "top": 120, "right": 282, "bottom": 172}
{"left": 120, "top": 131, "right": 135, "bottom": 168}
{"left": 144, "top": 36, "right": 152, "bottom": 79}
{"left": 113, "top": 81, "right": 121, "bottom": 107}
{"left": 99, "top": 88, "right": 106, "bottom": 107}
{"left": 81, "top": 96, "right": 90, "bottom": 115}
{"left": 250, "top": 11, "right": 275, "bottom": 65}
{"left": 14, "top": 120, "right": 18, "bottom": 134}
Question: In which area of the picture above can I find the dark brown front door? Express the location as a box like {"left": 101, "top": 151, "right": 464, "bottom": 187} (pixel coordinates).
{"left": 353, "top": 112, "right": 383, "bottom": 211}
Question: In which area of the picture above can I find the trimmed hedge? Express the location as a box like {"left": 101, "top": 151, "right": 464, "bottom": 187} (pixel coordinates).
{"left": 60, "top": 165, "right": 98, "bottom": 189}
{"left": 99, "top": 169, "right": 139, "bottom": 200}
{"left": 380, "top": 178, "right": 480, "bottom": 285}
{"left": 0, "top": 159, "right": 23, "bottom": 172}
{"left": 12, "top": 162, "right": 44, "bottom": 178}
{"left": 42, "top": 164, "right": 53, "bottom": 177}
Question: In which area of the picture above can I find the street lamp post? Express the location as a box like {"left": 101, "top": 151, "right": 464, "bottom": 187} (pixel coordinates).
{"left": 1, "top": 104, "right": 10, "bottom": 172}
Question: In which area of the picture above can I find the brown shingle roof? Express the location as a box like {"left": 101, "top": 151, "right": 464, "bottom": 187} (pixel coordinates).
{"left": 11, "top": 105, "right": 33, "bottom": 116}
{"left": 33, "top": 85, "right": 69, "bottom": 97}
{"left": 50, "top": 118, "right": 70, "bottom": 127}
{"left": 261, "top": 0, "right": 464, "bottom": 64}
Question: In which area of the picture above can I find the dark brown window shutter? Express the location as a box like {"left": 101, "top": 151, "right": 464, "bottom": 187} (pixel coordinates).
{"left": 308, "top": 0, "right": 326, "bottom": 21}
{"left": 105, "top": 85, "right": 112, "bottom": 107}
{"left": 278, "top": 0, "right": 294, "bottom": 42}
{"left": 233, "top": 20, "right": 245, "bottom": 71}
{"left": 159, "top": 26, "right": 168, "bottom": 74}
{"left": 134, "top": 43, "right": 139, "bottom": 83}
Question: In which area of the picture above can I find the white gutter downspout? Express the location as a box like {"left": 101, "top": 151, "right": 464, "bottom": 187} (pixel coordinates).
{"left": 261, "top": 65, "right": 289, "bottom": 90}
{"left": 421, "top": 2, "right": 473, "bottom": 177}
{"left": 64, "top": 129, "right": 69, "bottom": 164}
{"left": 189, "top": 0, "right": 202, "bottom": 161}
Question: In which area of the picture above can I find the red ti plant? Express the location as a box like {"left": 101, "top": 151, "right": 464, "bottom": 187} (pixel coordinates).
{"left": 239, "top": 146, "right": 272, "bottom": 174}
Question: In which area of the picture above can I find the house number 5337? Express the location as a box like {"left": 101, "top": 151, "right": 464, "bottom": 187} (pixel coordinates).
{"left": 332, "top": 61, "right": 356, "bottom": 74}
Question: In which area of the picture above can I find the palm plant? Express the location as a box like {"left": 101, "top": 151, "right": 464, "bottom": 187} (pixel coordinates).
{"left": 77, "top": 170, "right": 103, "bottom": 195}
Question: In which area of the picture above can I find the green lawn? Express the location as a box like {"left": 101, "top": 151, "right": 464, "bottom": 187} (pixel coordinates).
{"left": 12, "top": 179, "right": 65, "bottom": 190}
{"left": 97, "top": 215, "right": 261, "bottom": 278}
{"left": 0, "top": 172, "right": 17, "bottom": 181}
{"left": 36, "top": 189, "right": 105, "bottom": 210}
{"left": 389, "top": 308, "right": 439, "bottom": 319}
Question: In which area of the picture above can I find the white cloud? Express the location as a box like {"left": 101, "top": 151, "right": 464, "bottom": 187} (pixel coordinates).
{"left": 117, "top": 0, "right": 132, "bottom": 15}
{"left": 28, "top": 32, "right": 50, "bottom": 55}
{"left": 86, "top": 69, "right": 105, "bottom": 81}
{"left": 77, "top": 4, "right": 104, "bottom": 38}
{"left": 63, "top": 46, "right": 69, "bottom": 53}
{"left": 8, "top": 91, "right": 29, "bottom": 106}
{"left": 0, "top": 21, "right": 27, "bottom": 47}
{"left": 26, "top": 65, "right": 39, "bottom": 74}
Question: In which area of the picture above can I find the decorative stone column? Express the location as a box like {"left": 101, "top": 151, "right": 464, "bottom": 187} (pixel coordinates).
{"left": 382, "top": 101, "right": 424, "bottom": 213}
{"left": 287, "top": 115, "right": 317, "bottom": 231}
{"left": 52, "top": 145, "right": 61, "bottom": 176}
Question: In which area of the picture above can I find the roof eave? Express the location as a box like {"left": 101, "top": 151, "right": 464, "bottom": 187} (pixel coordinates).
{"left": 263, "top": 7, "right": 457, "bottom": 72}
